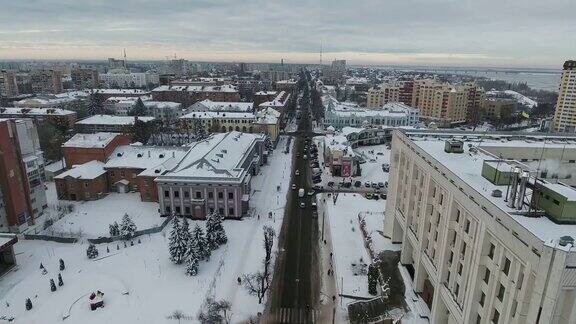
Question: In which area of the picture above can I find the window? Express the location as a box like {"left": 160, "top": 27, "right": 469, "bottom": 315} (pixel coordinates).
{"left": 208, "top": 192, "right": 214, "bottom": 199}
{"left": 476, "top": 314, "right": 482, "bottom": 324}
{"left": 218, "top": 208, "right": 224, "bottom": 215}
{"left": 480, "top": 292, "right": 485, "bottom": 306}
{"left": 484, "top": 268, "right": 490, "bottom": 283}
{"left": 461, "top": 242, "right": 467, "bottom": 255}
{"left": 488, "top": 243, "right": 495, "bottom": 259}
{"left": 185, "top": 206, "right": 190, "bottom": 214}
{"left": 209, "top": 207, "right": 214, "bottom": 213}
{"left": 228, "top": 207, "right": 234, "bottom": 215}
{"left": 493, "top": 309, "right": 500, "bottom": 324}
{"left": 164, "top": 190, "right": 170, "bottom": 198}
{"left": 228, "top": 192, "right": 234, "bottom": 200}
{"left": 449, "top": 251, "right": 454, "bottom": 263}
{"left": 165, "top": 206, "right": 171, "bottom": 213}
{"left": 84, "top": 182, "right": 89, "bottom": 188}
{"left": 458, "top": 263, "right": 463, "bottom": 275}
{"left": 465, "top": 219, "right": 470, "bottom": 233}
{"left": 184, "top": 191, "right": 189, "bottom": 198}
{"left": 218, "top": 192, "right": 224, "bottom": 199}
{"left": 497, "top": 284, "right": 505, "bottom": 301}
{"left": 175, "top": 206, "right": 181, "bottom": 214}
{"left": 196, "top": 191, "right": 202, "bottom": 199}
{"left": 174, "top": 191, "right": 180, "bottom": 198}
{"left": 455, "top": 283, "right": 460, "bottom": 296}
{"left": 553, "top": 199, "right": 560, "bottom": 205}
{"left": 503, "top": 258, "right": 511, "bottom": 275}
{"left": 456, "top": 209, "right": 461, "bottom": 223}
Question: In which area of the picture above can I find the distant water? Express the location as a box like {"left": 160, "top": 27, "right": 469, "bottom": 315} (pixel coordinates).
{"left": 386, "top": 66, "right": 562, "bottom": 92}
{"left": 453, "top": 70, "right": 561, "bottom": 92}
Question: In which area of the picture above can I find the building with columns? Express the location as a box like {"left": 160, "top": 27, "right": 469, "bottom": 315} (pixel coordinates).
{"left": 384, "top": 130, "right": 576, "bottom": 324}
{"left": 156, "top": 131, "right": 266, "bottom": 219}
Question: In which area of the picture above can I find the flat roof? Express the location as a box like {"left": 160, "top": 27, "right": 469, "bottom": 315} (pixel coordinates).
{"left": 76, "top": 115, "right": 155, "bottom": 126}
{"left": 410, "top": 136, "right": 576, "bottom": 241}
{"left": 63, "top": 132, "right": 120, "bottom": 148}
{"left": 55, "top": 160, "right": 106, "bottom": 180}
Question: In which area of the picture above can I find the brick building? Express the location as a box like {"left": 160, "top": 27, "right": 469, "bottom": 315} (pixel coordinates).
{"left": 0, "top": 107, "right": 77, "bottom": 128}
{"left": 62, "top": 132, "right": 130, "bottom": 168}
{"left": 54, "top": 161, "right": 108, "bottom": 201}
{"left": 75, "top": 115, "right": 156, "bottom": 133}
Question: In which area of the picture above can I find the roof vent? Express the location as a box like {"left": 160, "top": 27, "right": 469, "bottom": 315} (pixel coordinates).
{"left": 559, "top": 236, "right": 574, "bottom": 247}
{"left": 444, "top": 140, "right": 464, "bottom": 153}
{"left": 137, "top": 153, "right": 143, "bottom": 158}
{"left": 116, "top": 152, "right": 123, "bottom": 157}
{"left": 491, "top": 189, "right": 502, "bottom": 197}
{"left": 159, "top": 153, "right": 165, "bottom": 158}
{"left": 154, "top": 169, "right": 160, "bottom": 174}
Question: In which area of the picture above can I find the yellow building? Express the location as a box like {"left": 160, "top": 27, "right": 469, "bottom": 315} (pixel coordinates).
{"left": 367, "top": 84, "right": 400, "bottom": 108}
{"left": 553, "top": 60, "right": 576, "bottom": 133}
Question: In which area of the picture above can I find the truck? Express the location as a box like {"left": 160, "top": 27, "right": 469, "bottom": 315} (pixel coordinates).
{"left": 298, "top": 188, "right": 305, "bottom": 198}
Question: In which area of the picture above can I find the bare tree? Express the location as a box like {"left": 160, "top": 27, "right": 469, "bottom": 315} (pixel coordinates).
{"left": 197, "top": 297, "right": 231, "bottom": 324}
{"left": 243, "top": 226, "right": 275, "bottom": 304}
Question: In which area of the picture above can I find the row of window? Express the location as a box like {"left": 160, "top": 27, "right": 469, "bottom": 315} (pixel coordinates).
{"left": 164, "top": 190, "right": 234, "bottom": 200}
{"left": 165, "top": 205, "right": 234, "bottom": 216}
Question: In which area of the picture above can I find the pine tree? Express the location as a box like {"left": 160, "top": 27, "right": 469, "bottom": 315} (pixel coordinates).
{"left": 180, "top": 217, "right": 191, "bottom": 249}
{"left": 25, "top": 298, "right": 32, "bottom": 311}
{"left": 58, "top": 273, "right": 64, "bottom": 286}
{"left": 168, "top": 216, "right": 186, "bottom": 264}
{"left": 185, "top": 251, "right": 199, "bottom": 276}
{"left": 120, "top": 213, "right": 137, "bottom": 239}
{"left": 86, "top": 243, "right": 99, "bottom": 259}
{"left": 190, "top": 224, "right": 210, "bottom": 261}
{"left": 50, "top": 279, "right": 57, "bottom": 292}
{"left": 206, "top": 212, "right": 227, "bottom": 250}
{"left": 109, "top": 221, "right": 120, "bottom": 237}
{"left": 59, "top": 259, "right": 65, "bottom": 271}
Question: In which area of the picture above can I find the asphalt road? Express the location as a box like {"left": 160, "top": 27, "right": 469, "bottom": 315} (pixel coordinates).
{"left": 266, "top": 73, "right": 321, "bottom": 323}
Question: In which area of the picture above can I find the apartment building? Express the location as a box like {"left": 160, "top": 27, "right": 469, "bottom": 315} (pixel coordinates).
{"left": 143, "top": 101, "right": 184, "bottom": 123}
{"left": 30, "top": 69, "right": 63, "bottom": 94}
{"left": 0, "top": 107, "right": 77, "bottom": 127}
{"left": 367, "top": 84, "right": 400, "bottom": 108}
{"left": 99, "top": 72, "right": 159, "bottom": 88}
{"left": 71, "top": 68, "right": 99, "bottom": 89}
{"left": 0, "top": 70, "right": 19, "bottom": 97}
{"left": 483, "top": 98, "right": 517, "bottom": 122}
{"left": 553, "top": 60, "right": 576, "bottom": 133}
{"left": 75, "top": 115, "right": 156, "bottom": 133}
{"left": 0, "top": 119, "right": 39, "bottom": 232}
{"left": 412, "top": 79, "right": 484, "bottom": 126}
{"left": 384, "top": 130, "right": 576, "bottom": 324}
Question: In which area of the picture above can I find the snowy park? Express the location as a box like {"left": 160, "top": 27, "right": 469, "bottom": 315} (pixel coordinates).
{"left": 0, "top": 137, "right": 294, "bottom": 323}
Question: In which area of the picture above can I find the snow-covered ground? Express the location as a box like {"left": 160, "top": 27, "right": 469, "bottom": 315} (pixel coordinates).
{"left": 36, "top": 185, "right": 162, "bottom": 238}
{"left": 486, "top": 89, "right": 538, "bottom": 108}
{"left": 318, "top": 192, "right": 426, "bottom": 323}
{"left": 0, "top": 136, "right": 294, "bottom": 324}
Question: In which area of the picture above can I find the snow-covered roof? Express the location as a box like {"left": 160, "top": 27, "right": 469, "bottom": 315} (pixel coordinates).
{"left": 55, "top": 161, "right": 106, "bottom": 180}
{"left": 159, "top": 131, "right": 265, "bottom": 181}
{"left": 255, "top": 108, "right": 280, "bottom": 125}
{"left": 151, "top": 84, "right": 238, "bottom": 93}
{"left": 0, "top": 107, "right": 76, "bottom": 116}
{"left": 91, "top": 89, "right": 150, "bottom": 95}
{"left": 324, "top": 134, "right": 355, "bottom": 157}
{"left": 44, "top": 159, "right": 66, "bottom": 173}
{"left": 180, "top": 111, "right": 255, "bottom": 120}
{"left": 259, "top": 91, "right": 291, "bottom": 108}
{"left": 143, "top": 101, "right": 182, "bottom": 110}
{"left": 76, "top": 115, "right": 155, "bottom": 126}
{"left": 63, "top": 132, "right": 121, "bottom": 149}
{"left": 190, "top": 99, "right": 253, "bottom": 112}
{"left": 105, "top": 145, "right": 188, "bottom": 173}
{"left": 255, "top": 91, "right": 277, "bottom": 96}
{"left": 410, "top": 136, "right": 576, "bottom": 241}
{"left": 538, "top": 182, "right": 576, "bottom": 201}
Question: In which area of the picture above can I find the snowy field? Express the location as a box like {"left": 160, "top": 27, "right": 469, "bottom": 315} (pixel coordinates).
{"left": 37, "top": 184, "right": 162, "bottom": 238}
{"left": 0, "top": 136, "right": 294, "bottom": 323}
{"left": 313, "top": 137, "right": 391, "bottom": 189}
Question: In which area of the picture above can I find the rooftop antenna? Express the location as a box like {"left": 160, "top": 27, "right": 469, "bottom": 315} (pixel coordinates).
{"left": 123, "top": 49, "right": 127, "bottom": 69}
{"left": 320, "top": 41, "right": 323, "bottom": 66}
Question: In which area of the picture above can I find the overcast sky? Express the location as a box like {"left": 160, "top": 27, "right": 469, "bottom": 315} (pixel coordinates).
{"left": 0, "top": 0, "right": 574, "bottom": 68}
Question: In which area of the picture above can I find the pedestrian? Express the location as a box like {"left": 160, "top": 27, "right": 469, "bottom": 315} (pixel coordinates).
{"left": 332, "top": 295, "right": 336, "bottom": 302}
{"left": 327, "top": 269, "right": 330, "bottom": 276}
{"left": 237, "top": 277, "right": 242, "bottom": 285}
{"left": 330, "top": 252, "right": 333, "bottom": 259}
{"left": 257, "top": 214, "right": 260, "bottom": 220}
{"left": 324, "top": 240, "right": 327, "bottom": 245}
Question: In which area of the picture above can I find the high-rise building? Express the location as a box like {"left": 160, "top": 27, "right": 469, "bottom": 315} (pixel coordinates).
{"left": 0, "top": 119, "right": 38, "bottom": 232}
{"left": 385, "top": 130, "right": 576, "bottom": 324}
{"left": 553, "top": 60, "right": 576, "bottom": 133}
{"left": 30, "top": 69, "right": 63, "bottom": 94}
{"left": 0, "top": 70, "right": 19, "bottom": 97}
{"left": 367, "top": 84, "right": 400, "bottom": 108}
{"left": 71, "top": 68, "right": 99, "bottom": 89}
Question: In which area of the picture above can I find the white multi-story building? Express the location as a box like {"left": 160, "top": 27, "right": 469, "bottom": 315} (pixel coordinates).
{"left": 553, "top": 60, "right": 576, "bottom": 133}
{"left": 143, "top": 101, "right": 184, "bottom": 122}
{"left": 384, "top": 130, "right": 576, "bottom": 324}
{"left": 100, "top": 72, "right": 160, "bottom": 88}
{"left": 323, "top": 95, "right": 419, "bottom": 129}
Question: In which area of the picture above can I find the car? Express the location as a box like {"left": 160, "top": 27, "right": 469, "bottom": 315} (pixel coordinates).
{"left": 382, "top": 163, "right": 390, "bottom": 172}
{"left": 296, "top": 153, "right": 301, "bottom": 158}
{"left": 378, "top": 182, "right": 385, "bottom": 188}
{"left": 312, "top": 177, "right": 322, "bottom": 184}
{"left": 364, "top": 182, "right": 371, "bottom": 188}
{"left": 373, "top": 195, "right": 380, "bottom": 200}
{"left": 299, "top": 202, "right": 306, "bottom": 208}
{"left": 303, "top": 155, "right": 308, "bottom": 160}
{"left": 354, "top": 181, "right": 362, "bottom": 187}
{"left": 371, "top": 182, "right": 378, "bottom": 188}
{"left": 327, "top": 181, "right": 335, "bottom": 187}
{"left": 380, "top": 193, "right": 387, "bottom": 199}
{"left": 343, "top": 182, "right": 352, "bottom": 188}
{"left": 365, "top": 193, "right": 373, "bottom": 199}
{"left": 292, "top": 184, "right": 297, "bottom": 190}
{"left": 313, "top": 185, "right": 323, "bottom": 190}
{"left": 295, "top": 169, "right": 300, "bottom": 176}
{"left": 312, "top": 210, "right": 318, "bottom": 218}
{"left": 298, "top": 188, "right": 305, "bottom": 197}
{"left": 307, "top": 190, "right": 315, "bottom": 196}
{"left": 377, "top": 152, "right": 384, "bottom": 156}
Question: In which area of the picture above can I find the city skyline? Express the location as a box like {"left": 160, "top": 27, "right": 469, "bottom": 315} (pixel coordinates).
{"left": 0, "top": 0, "right": 574, "bottom": 68}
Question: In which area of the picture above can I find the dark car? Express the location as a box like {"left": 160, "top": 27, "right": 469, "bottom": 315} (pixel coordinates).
{"left": 354, "top": 181, "right": 362, "bottom": 187}
{"left": 327, "top": 181, "right": 335, "bottom": 187}
{"left": 343, "top": 182, "right": 352, "bottom": 188}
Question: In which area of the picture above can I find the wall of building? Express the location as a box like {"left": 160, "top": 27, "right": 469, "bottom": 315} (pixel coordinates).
{"left": 63, "top": 134, "right": 129, "bottom": 168}
{"left": 55, "top": 175, "right": 108, "bottom": 201}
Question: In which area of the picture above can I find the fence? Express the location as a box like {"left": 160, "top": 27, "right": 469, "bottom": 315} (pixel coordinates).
{"left": 87, "top": 216, "right": 173, "bottom": 244}
{"left": 23, "top": 216, "right": 173, "bottom": 245}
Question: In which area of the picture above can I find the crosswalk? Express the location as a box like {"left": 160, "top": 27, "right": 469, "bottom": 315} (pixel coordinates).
{"left": 262, "top": 307, "right": 319, "bottom": 323}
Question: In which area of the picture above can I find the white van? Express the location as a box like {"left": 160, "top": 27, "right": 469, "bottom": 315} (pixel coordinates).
{"left": 298, "top": 188, "right": 305, "bottom": 198}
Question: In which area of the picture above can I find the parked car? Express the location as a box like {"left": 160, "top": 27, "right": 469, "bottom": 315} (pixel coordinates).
{"left": 299, "top": 202, "right": 306, "bottom": 208}
{"left": 354, "top": 181, "right": 362, "bottom": 187}
{"left": 343, "top": 182, "right": 352, "bottom": 188}
{"left": 295, "top": 169, "right": 300, "bottom": 176}
{"left": 298, "top": 188, "right": 305, "bottom": 198}
{"left": 292, "top": 184, "right": 297, "bottom": 190}
{"left": 378, "top": 182, "right": 385, "bottom": 188}
{"left": 371, "top": 182, "right": 378, "bottom": 188}
{"left": 312, "top": 178, "right": 322, "bottom": 184}
{"left": 307, "top": 190, "right": 315, "bottom": 196}
{"left": 377, "top": 152, "right": 384, "bottom": 156}
{"left": 382, "top": 163, "right": 390, "bottom": 172}
{"left": 364, "top": 182, "right": 371, "bottom": 188}
{"left": 327, "top": 181, "right": 335, "bottom": 187}
{"left": 365, "top": 193, "right": 373, "bottom": 199}
{"left": 313, "top": 185, "right": 323, "bottom": 190}
{"left": 380, "top": 193, "right": 387, "bottom": 199}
